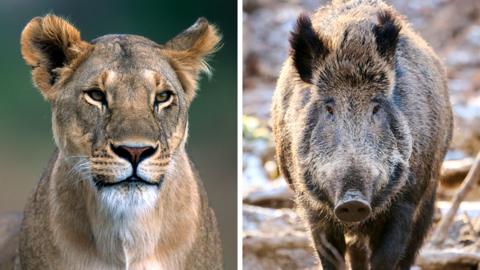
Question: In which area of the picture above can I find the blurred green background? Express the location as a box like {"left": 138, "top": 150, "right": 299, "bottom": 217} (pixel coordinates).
{"left": 0, "top": 0, "right": 237, "bottom": 268}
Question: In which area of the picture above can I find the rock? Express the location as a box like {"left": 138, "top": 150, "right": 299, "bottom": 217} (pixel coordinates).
{"left": 437, "top": 157, "right": 480, "bottom": 200}
{"left": 417, "top": 248, "right": 480, "bottom": 270}
{"left": 243, "top": 204, "right": 480, "bottom": 270}
{"left": 243, "top": 178, "right": 295, "bottom": 208}
{"left": 243, "top": 205, "right": 317, "bottom": 269}
{"left": 417, "top": 205, "right": 480, "bottom": 269}
{"left": 440, "top": 157, "right": 474, "bottom": 188}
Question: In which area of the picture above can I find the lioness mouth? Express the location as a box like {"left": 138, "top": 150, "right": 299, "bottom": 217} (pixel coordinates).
{"left": 94, "top": 176, "right": 162, "bottom": 189}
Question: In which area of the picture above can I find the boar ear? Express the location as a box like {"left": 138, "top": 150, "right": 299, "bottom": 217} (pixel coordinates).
{"left": 289, "top": 13, "right": 329, "bottom": 84}
{"left": 373, "top": 10, "right": 401, "bottom": 62}
{"left": 21, "top": 14, "right": 90, "bottom": 100}
{"left": 163, "top": 18, "right": 221, "bottom": 102}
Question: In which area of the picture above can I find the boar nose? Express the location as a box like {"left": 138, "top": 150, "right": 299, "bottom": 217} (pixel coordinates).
{"left": 110, "top": 144, "right": 157, "bottom": 168}
{"left": 334, "top": 190, "right": 371, "bottom": 223}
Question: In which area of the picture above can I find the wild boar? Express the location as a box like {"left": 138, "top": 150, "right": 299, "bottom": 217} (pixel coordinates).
{"left": 271, "top": 0, "right": 453, "bottom": 269}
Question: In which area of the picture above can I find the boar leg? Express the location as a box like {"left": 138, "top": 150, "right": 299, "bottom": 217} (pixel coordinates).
{"left": 347, "top": 239, "right": 369, "bottom": 270}
{"left": 369, "top": 203, "right": 414, "bottom": 270}
{"left": 396, "top": 191, "right": 435, "bottom": 269}
{"left": 310, "top": 222, "right": 346, "bottom": 270}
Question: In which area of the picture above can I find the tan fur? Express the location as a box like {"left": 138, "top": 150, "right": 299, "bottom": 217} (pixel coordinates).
{"left": 162, "top": 18, "right": 221, "bottom": 101}
{"left": 20, "top": 15, "right": 92, "bottom": 100}
{"left": 1, "top": 14, "right": 223, "bottom": 270}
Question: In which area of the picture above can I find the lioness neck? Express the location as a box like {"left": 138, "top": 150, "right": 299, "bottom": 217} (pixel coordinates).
{"left": 24, "top": 148, "right": 201, "bottom": 270}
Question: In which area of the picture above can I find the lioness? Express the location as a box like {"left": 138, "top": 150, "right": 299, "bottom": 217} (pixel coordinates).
{"left": 0, "top": 14, "right": 223, "bottom": 269}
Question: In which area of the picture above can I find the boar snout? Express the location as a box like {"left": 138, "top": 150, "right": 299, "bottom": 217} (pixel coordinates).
{"left": 334, "top": 190, "right": 371, "bottom": 223}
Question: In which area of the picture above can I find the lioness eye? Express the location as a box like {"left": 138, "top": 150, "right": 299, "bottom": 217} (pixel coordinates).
{"left": 85, "top": 89, "right": 107, "bottom": 104}
{"left": 155, "top": 91, "right": 173, "bottom": 104}
{"left": 372, "top": 104, "right": 381, "bottom": 115}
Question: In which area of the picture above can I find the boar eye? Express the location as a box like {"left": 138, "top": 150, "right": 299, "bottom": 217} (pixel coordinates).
{"left": 84, "top": 89, "right": 107, "bottom": 106}
{"left": 372, "top": 104, "right": 381, "bottom": 115}
{"left": 325, "top": 104, "right": 334, "bottom": 115}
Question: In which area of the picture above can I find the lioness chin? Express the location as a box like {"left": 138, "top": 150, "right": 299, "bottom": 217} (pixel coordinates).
{"left": 0, "top": 14, "right": 223, "bottom": 270}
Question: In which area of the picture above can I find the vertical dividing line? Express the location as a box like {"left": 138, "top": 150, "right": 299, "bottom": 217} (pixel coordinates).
{"left": 237, "top": 0, "right": 244, "bottom": 268}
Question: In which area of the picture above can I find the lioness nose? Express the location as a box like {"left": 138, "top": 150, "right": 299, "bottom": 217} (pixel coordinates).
{"left": 111, "top": 144, "right": 157, "bottom": 167}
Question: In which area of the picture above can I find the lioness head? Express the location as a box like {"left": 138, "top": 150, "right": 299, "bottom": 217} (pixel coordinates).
{"left": 21, "top": 15, "right": 220, "bottom": 213}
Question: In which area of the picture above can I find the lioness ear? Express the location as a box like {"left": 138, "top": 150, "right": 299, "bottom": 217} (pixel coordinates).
{"left": 290, "top": 13, "right": 329, "bottom": 84}
{"left": 373, "top": 10, "right": 401, "bottom": 62}
{"left": 20, "top": 14, "right": 90, "bottom": 100}
{"left": 163, "top": 18, "right": 221, "bottom": 101}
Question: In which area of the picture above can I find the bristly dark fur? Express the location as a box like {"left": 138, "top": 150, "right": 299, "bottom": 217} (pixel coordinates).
{"left": 373, "top": 10, "right": 401, "bottom": 60}
{"left": 272, "top": 1, "right": 453, "bottom": 269}
{"left": 289, "top": 13, "right": 328, "bottom": 83}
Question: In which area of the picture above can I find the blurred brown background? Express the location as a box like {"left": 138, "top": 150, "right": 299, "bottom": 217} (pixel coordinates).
{"left": 243, "top": 0, "right": 480, "bottom": 269}
{"left": 0, "top": 0, "right": 237, "bottom": 268}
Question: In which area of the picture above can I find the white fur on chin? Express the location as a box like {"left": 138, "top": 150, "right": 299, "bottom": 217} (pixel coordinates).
{"left": 96, "top": 184, "right": 159, "bottom": 220}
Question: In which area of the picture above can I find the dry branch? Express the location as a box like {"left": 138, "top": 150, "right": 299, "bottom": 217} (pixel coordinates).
{"left": 430, "top": 152, "right": 480, "bottom": 246}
